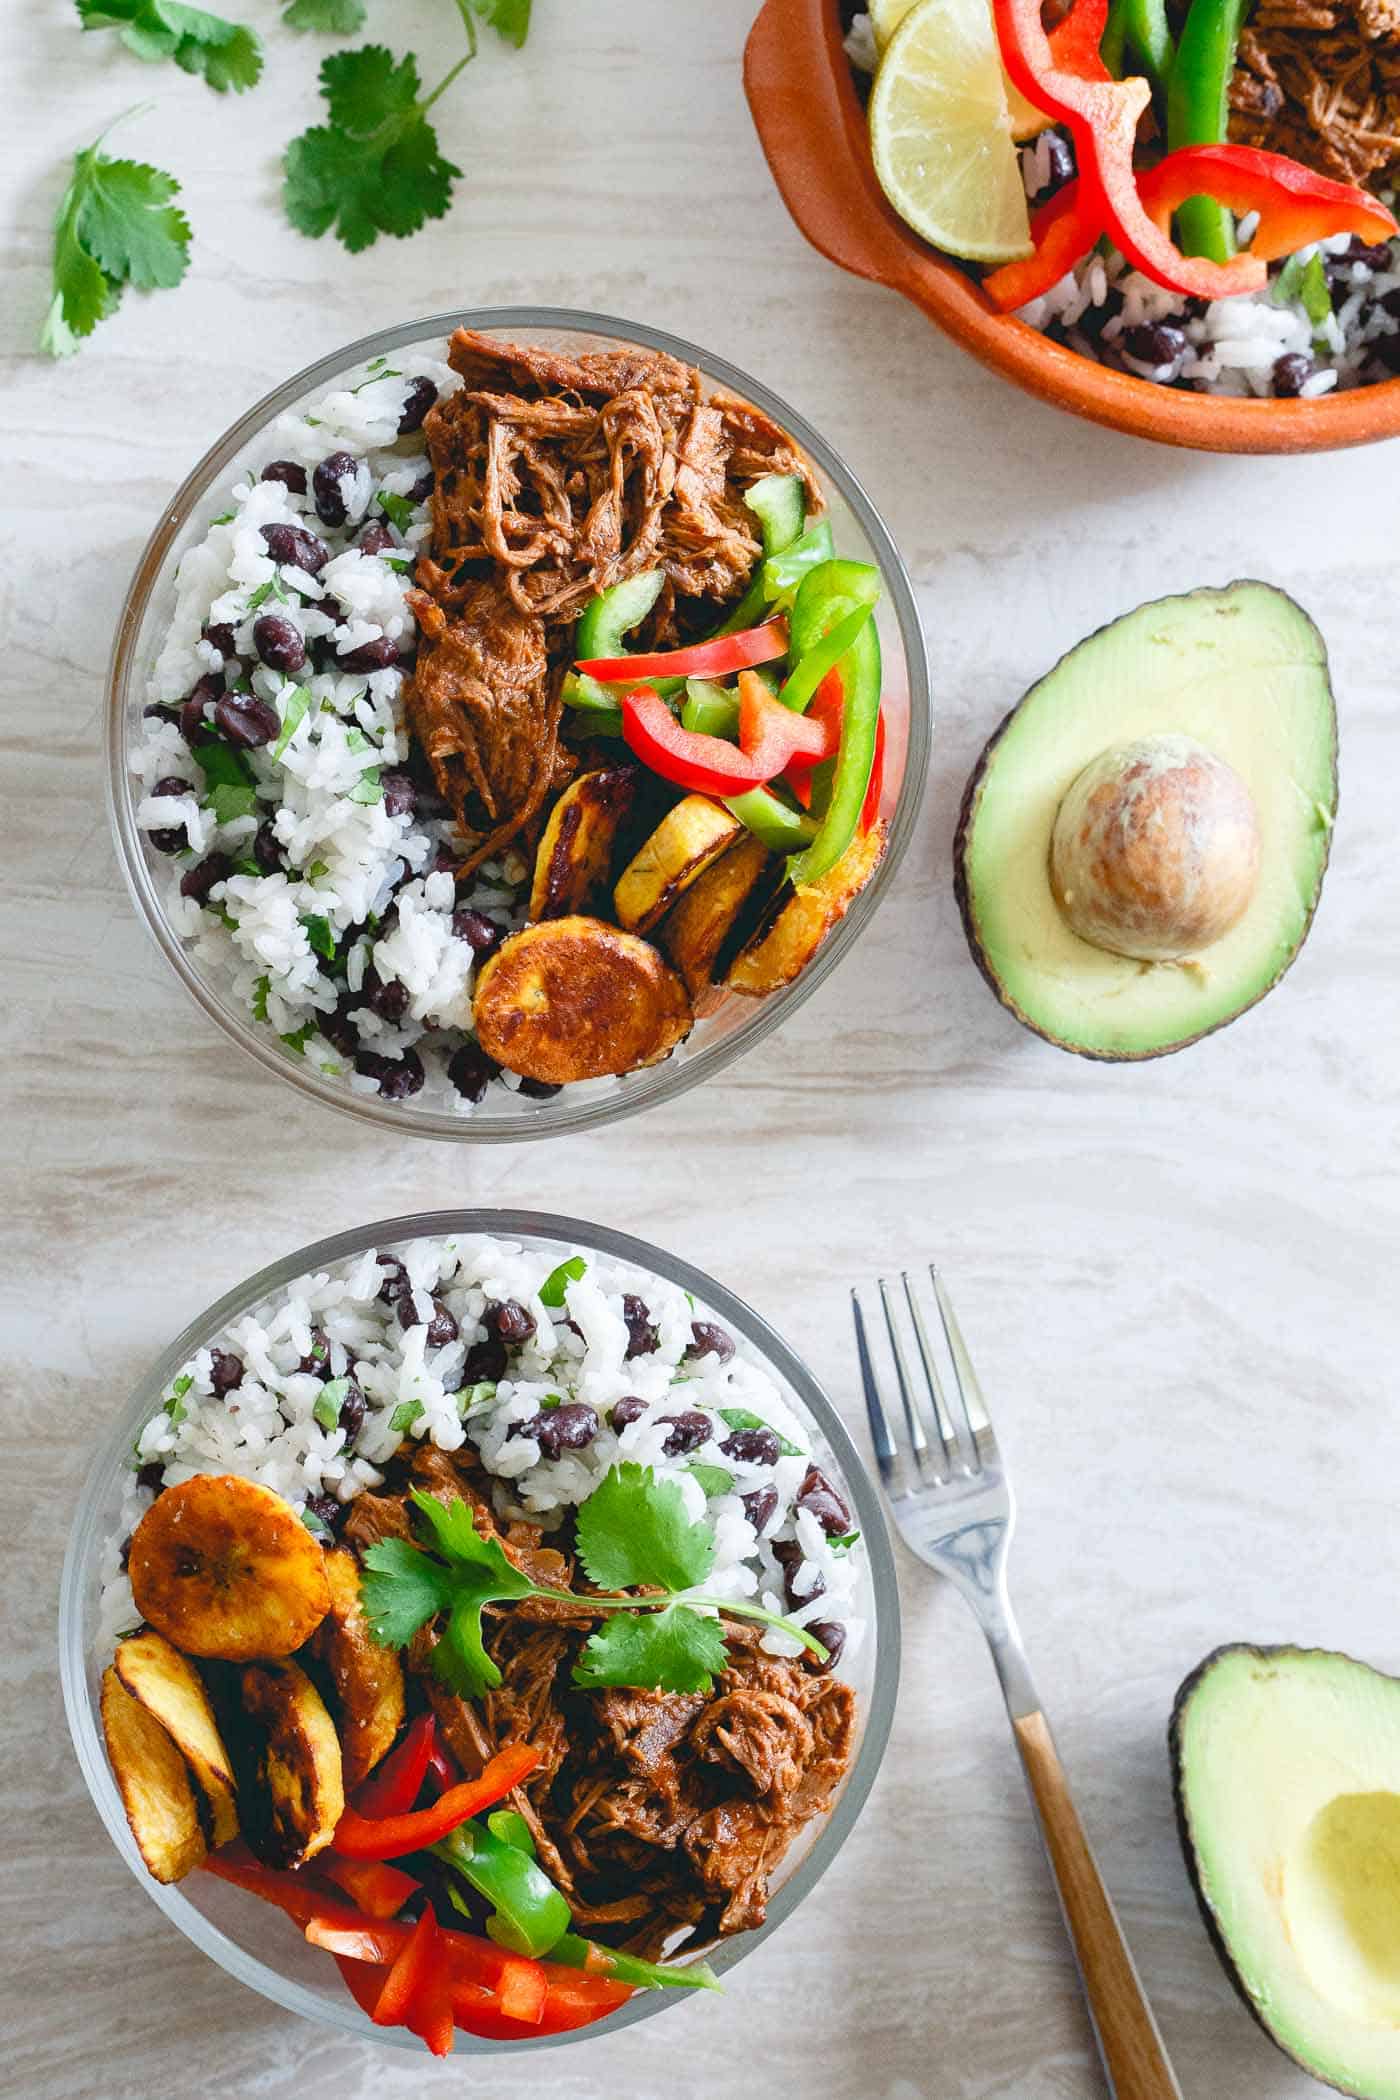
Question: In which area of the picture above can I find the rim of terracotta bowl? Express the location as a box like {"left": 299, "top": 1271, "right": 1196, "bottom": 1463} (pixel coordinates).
{"left": 106, "top": 308, "right": 930, "bottom": 1143}
{"left": 744, "top": 0, "right": 1400, "bottom": 454}
{"left": 59, "top": 1207, "right": 902, "bottom": 2051}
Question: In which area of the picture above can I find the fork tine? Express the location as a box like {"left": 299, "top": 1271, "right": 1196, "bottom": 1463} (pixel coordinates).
{"left": 878, "top": 1276, "right": 932, "bottom": 1472}
{"left": 901, "top": 1271, "right": 958, "bottom": 1472}
{"left": 930, "top": 1264, "right": 995, "bottom": 1468}
{"left": 851, "top": 1289, "right": 899, "bottom": 1485}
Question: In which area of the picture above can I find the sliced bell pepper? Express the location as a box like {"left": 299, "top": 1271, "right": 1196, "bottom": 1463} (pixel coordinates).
{"left": 621, "top": 688, "right": 773, "bottom": 794}
{"left": 564, "top": 569, "right": 684, "bottom": 708}
{"left": 786, "top": 620, "right": 883, "bottom": 886}
{"left": 737, "top": 670, "right": 836, "bottom": 775}
{"left": 332, "top": 1741, "right": 539, "bottom": 1861}
{"left": 201, "top": 1849, "right": 332, "bottom": 1926}
{"left": 681, "top": 677, "right": 741, "bottom": 739}
{"left": 320, "top": 1856, "right": 419, "bottom": 1920}
{"left": 306, "top": 1907, "right": 415, "bottom": 1966}
{"left": 862, "top": 708, "right": 887, "bottom": 834}
{"left": 306, "top": 1900, "right": 548, "bottom": 2005}
{"left": 779, "top": 598, "right": 878, "bottom": 715}
{"left": 434, "top": 1820, "right": 572, "bottom": 1958}
{"left": 351, "top": 1711, "right": 436, "bottom": 1819}
{"left": 334, "top": 1953, "right": 386, "bottom": 2019}
{"left": 577, "top": 617, "right": 788, "bottom": 684}
{"left": 1138, "top": 144, "right": 1398, "bottom": 260}
{"left": 373, "top": 1909, "right": 455, "bottom": 2057}
{"left": 759, "top": 518, "right": 836, "bottom": 612}
{"left": 486, "top": 1808, "right": 536, "bottom": 1856}
{"left": 1167, "top": 0, "right": 1252, "bottom": 262}
{"left": 550, "top": 1931, "right": 720, "bottom": 1992}
{"left": 452, "top": 1968, "right": 632, "bottom": 2038}
{"left": 785, "top": 560, "right": 881, "bottom": 687}
{"left": 724, "top": 784, "right": 818, "bottom": 852}
{"left": 983, "top": 178, "right": 1105, "bottom": 309}
{"left": 716, "top": 478, "right": 814, "bottom": 635}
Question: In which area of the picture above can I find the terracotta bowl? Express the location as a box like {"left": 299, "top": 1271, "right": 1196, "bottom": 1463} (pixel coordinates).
{"left": 744, "top": 0, "right": 1400, "bottom": 452}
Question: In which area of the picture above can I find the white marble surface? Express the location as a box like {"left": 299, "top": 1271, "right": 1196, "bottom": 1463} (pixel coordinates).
{"left": 6, "top": 2, "right": 1400, "bottom": 2094}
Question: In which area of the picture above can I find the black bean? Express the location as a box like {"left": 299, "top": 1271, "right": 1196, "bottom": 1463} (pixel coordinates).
{"left": 398, "top": 376, "right": 439, "bottom": 434}
{"left": 796, "top": 1465, "right": 851, "bottom": 1537}
{"left": 1349, "top": 234, "right": 1395, "bottom": 269}
{"left": 136, "top": 1461, "right": 165, "bottom": 1494}
{"left": 299, "top": 1329, "right": 330, "bottom": 1374}
{"left": 379, "top": 768, "right": 416, "bottom": 819}
{"left": 362, "top": 967, "right": 410, "bottom": 1022}
{"left": 517, "top": 1077, "right": 562, "bottom": 1100}
{"left": 252, "top": 820, "right": 284, "bottom": 873}
{"left": 320, "top": 999, "right": 360, "bottom": 1058}
{"left": 179, "top": 852, "right": 232, "bottom": 905}
{"left": 773, "top": 1538, "right": 823, "bottom": 1610}
{"left": 203, "top": 621, "right": 240, "bottom": 661}
{"left": 209, "top": 1348, "right": 244, "bottom": 1396}
{"left": 118, "top": 1531, "right": 133, "bottom": 1571}
{"left": 688, "top": 1320, "right": 735, "bottom": 1364}
{"left": 485, "top": 1300, "right": 536, "bottom": 1345}
{"left": 313, "top": 450, "right": 365, "bottom": 528}
{"left": 144, "top": 702, "right": 182, "bottom": 727}
{"left": 428, "top": 1300, "right": 459, "bottom": 1347}
{"left": 357, "top": 521, "right": 397, "bottom": 558}
{"left": 518, "top": 1402, "right": 599, "bottom": 1458}
{"left": 1374, "top": 332, "right": 1400, "bottom": 373}
{"left": 721, "top": 1426, "right": 781, "bottom": 1467}
{"left": 336, "top": 1379, "right": 367, "bottom": 1442}
{"left": 303, "top": 1492, "right": 343, "bottom": 1534}
{"left": 621, "top": 1294, "right": 658, "bottom": 1359}
{"left": 261, "top": 459, "right": 307, "bottom": 495}
{"left": 464, "top": 1337, "right": 508, "bottom": 1383}
{"left": 742, "top": 1485, "right": 778, "bottom": 1534}
{"left": 1122, "top": 320, "right": 1188, "bottom": 369}
{"left": 660, "top": 1410, "right": 712, "bottom": 1457}
{"left": 376, "top": 1253, "right": 410, "bottom": 1303}
{"left": 410, "top": 468, "right": 434, "bottom": 503}
{"left": 451, "top": 908, "right": 502, "bottom": 958}
{"left": 253, "top": 613, "right": 306, "bottom": 674}
{"left": 1382, "top": 287, "right": 1400, "bottom": 318}
{"left": 1272, "top": 353, "right": 1314, "bottom": 398}
{"left": 215, "top": 691, "right": 280, "bottom": 749}
{"left": 610, "top": 1395, "right": 648, "bottom": 1429}
{"left": 804, "top": 1620, "right": 846, "bottom": 1675}
{"left": 147, "top": 775, "right": 192, "bottom": 854}
{"left": 447, "top": 1041, "right": 498, "bottom": 1104}
{"left": 337, "top": 634, "right": 400, "bottom": 673}
{"left": 354, "top": 1047, "right": 425, "bottom": 1099}
{"left": 180, "top": 672, "right": 225, "bottom": 745}
{"left": 261, "top": 521, "right": 329, "bottom": 575}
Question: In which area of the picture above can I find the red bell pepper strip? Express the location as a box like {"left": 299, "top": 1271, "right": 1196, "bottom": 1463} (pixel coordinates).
{"left": 372, "top": 1908, "right": 456, "bottom": 2056}
{"left": 201, "top": 1849, "right": 333, "bottom": 1926}
{"left": 737, "top": 669, "right": 835, "bottom": 775}
{"left": 862, "top": 709, "right": 887, "bottom": 834}
{"left": 452, "top": 1968, "right": 632, "bottom": 2039}
{"left": 307, "top": 1903, "right": 546, "bottom": 2002}
{"left": 1137, "top": 143, "right": 1397, "bottom": 260}
{"left": 332, "top": 1741, "right": 539, "bottom": 1860}
{"left": 319, "top": 1856, "right": 419, "bottom": 1920}
{"left": 621, "top": 688, "right": 774, "bottom": 794}
{"left": 576, "top": 618, "right": 787, "bottom": 684}
{"left": 334, "top": 1953, "right": 386, "bottom": 2019}
{"left": 992, "top": 0, "right": 1267, "bottom": 297}
{"left": 425, "top": 1738, "right": 459, "bottom": 1798}
{"left": 351, "top": 1711, "right": 435, "bottom": 1819}
{"left": 983, "top": 178, "right": 1105, "bottom": 309}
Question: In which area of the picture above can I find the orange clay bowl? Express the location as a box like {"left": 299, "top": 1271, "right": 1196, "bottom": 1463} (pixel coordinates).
{"left": 744, "top": 0, "right": 1400, "bottom": 452}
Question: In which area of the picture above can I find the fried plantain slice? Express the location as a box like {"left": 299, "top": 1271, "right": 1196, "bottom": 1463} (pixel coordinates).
{"left": 658, "top": 833, "right": 781, "bottom": 1004}
{"left": 473, "top": 916, "right": 692, "bottom": 1083}
{"left": 114, "top": 1628, "right": 239, "bottom": 1846}
{"left": 726, "top": 820, "right": 889, "bottom": 996}
{"left": 129, "top": 1474, "right": 332, "bottom": 1662}
{"left": 101, "top": 1664, "right": 207, "bottom": 1884}
{"left": 529, "top": 766, "right": 641, "bottom": 922}
{"left": 314, "top": 1547, "right": 405, "bottom": 1789}
{"left": 613, "top": 795, "right": 743, "bottom": 934}
{"left": 239, "top": 1658, "right": 345, "bottom": 1869}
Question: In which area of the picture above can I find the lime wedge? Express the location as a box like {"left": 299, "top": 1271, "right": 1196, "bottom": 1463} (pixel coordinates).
{"left": 869, "top": 0, "right": 1053, "bottom": 143}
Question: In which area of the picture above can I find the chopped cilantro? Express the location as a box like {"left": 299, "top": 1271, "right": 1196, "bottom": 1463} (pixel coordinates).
{"left": 829, "top": 1530, "right": 861, "bottom": 1552}
{"left": 207, "top": 781, "right": 258, "bottom": 824}
{"left": 164, "top": 1371, "right": 193, "bottom": 1424}
{"left": 455, "top": 1381, "right": 497, "bottom": 1414}
{"left": 193, "top": 739, "right": 254, "bottom": 791}
{"left": 718, "top": 1407, "right": 802, "bottom": 1456}
{"left": 231, "top": 857, "right": 262, "bottom": 878}
{"left": 348, "top": 768, "right": 383, "bottom": 804}
{"left": 688, "top": 1462, "right": 734, "bottom": 1499}
{"left": 1273, "top": 250, "right": 1333, "bottom": 330}
{"left": 389, "top": 1397, "right": 425, "bottom": 1434}
{"left": 251, "top": 975, "right": 271, "bottom": 1021}
{"left": 313, "top": 1376, "right": 350, "bottom": 1430}
{"left": 75, "top": 1, "right": 263, "bottom": 92}
{"left": 271, "top": 688, "right": 310, "bottom": 760}
{"left": 539, "top": 1256, "right": 585, "bottom": 1308}
{"left": 301, "top": 912, "right": 336, "bottom": 960}
{"left": 344, "top": 726, "right": 370, "bottom": 751}
{"left": 306, "top": 858, "right": 330, "bottom": 880}
{"left": 280, "top": 1020, "right": 319, "bottom": 1055}
{"left": 282, "top": 0, "right": 366, "bottom": 28}
{"left": 376, "top": 488, "right": 417, "bottom": 531}
{"left": 41, "top": 111, "right": 192, "bottom": 357}
{"left": 300, "top": 1505, "right": 330, "bottom": 1536}
{"left": 210, "top": 509, "right": 235, "bottom": 526}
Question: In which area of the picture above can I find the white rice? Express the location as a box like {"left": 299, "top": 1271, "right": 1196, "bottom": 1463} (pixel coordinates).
{"left": 97, "top": 1236, "right": 867, "bottom": 1680}
{"left": 131, "top": 350, "right": 538, "bottom": 1115}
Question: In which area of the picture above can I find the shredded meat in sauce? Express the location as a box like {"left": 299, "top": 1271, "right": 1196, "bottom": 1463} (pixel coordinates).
{"left": 341, "top": 1443, "right": 854, "bottom": 1959}
{"left": 1227, "top": 0, "right": 1400, "bottom": 186}
{"left": 404, "top": 330, "right": 820, "bottom": 876}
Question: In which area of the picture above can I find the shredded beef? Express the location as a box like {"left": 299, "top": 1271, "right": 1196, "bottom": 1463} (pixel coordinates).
{"left": 1228, "top": 0, "right": 1400, "bottom": 185}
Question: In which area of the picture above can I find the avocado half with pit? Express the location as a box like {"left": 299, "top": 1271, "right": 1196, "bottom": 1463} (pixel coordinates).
{"left": 953, "top": 582, "right": 1338, "bottom": 1060}
{"left": 1172, "top": 1645, "right": 1400, "bottom": 2099}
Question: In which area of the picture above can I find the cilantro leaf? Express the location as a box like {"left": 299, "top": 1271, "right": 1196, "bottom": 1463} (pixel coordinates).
{"left": 76, "top": 2, "right": 263, "bottom": 93}
{"left": 410, "top": 1490, "right": 535, "bottom": 1696}
{"left": 42, "top": 119, "right": 191, "bottom": 358}
{"left": 194, "top": 739, "right": 254, "bottom": 790}
{"left": 282, "top": 0, "right": 366, "bottom": 28}
{"left": 575, "top": 1464, "right": 716, "bottom": 1593}
{"left": 377, "top": 489, "right": 416, "bottom": 532}
{"left": 251, "top": 974, "right": 270, "bottom": 1022}
{"left": 1274, "top": 250, "right": 1333, "bottom": 331}
{"left": 348, "top": 767, "right": 383, "bottom": 804}
{"left": 389, "top": 1397, "right": 424, "bottom": 1433}
{"left": 360, "top": 1535, "right": 456, "bottom": 1647}
{"left": 271, "top": 687, "right": 310, "bottom": 760}
{"left": 313, "top": 1376, "right": 349, "bottom": 1430}
{"left": 282, "top": 36, "right": 468, "bottom": 252}
{"left": 539, "top": 1256, "right": 585, "bottom": 1308}
{"left": 719, "top": 1406, "right": 802, "bottom": 1456}
{"left": 208, "top": 781, "right": 258, "bottom": 824}
{"left": 573, "top": 1606, "right": 728, "bottom": 1694}
{"left": 688, "top": 1462, "right": 734, "bottom": 1499}
{"left": 280, "top": 1022, "right": 319, "bottom": 1055}
{"left": 468, "top": 0, "right": 532, "bottom": 46}
{"left": 301, "top": 912, "right": 336, "bottom": 959}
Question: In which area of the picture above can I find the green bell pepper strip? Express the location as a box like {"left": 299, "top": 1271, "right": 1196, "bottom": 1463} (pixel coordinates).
{"left": 714, "top": 474, "right": 809, "bottom": 636}
{"left": 779, "top": 599, "right": 878, "bottom": 714}
{"left": 1101, "top": 0, "right": 1174, "bottom": 93}
{"left": 432, "top": 1821, "right": 572, "bottom": 1958}
{"left": 786, "top": 619, "right": 882, "bottom": 886}
{"left": 681, "top": 678, "right": 740, "bottom": 739}
{"left": 725, "top": 785, "right": 818, "bottom": 853}
{"left": 550, "top": 1932, "right": 721, "bottom": 1994}
{"left": 1167, "top": 0, "right": 1254, "bottom": 261}
{"left": 760, "top": 518, "right": 836, "bottom": 612}
{"left": 786, "top": 558, "right": 882, "bottom": 670}
{"left": 563, "top": 568, "right": 683, "bottom": 705}
{"left": 486, "top": 1808, "right": 536, "bottom": 1856}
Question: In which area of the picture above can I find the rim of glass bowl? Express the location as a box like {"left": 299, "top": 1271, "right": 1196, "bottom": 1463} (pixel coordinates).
{"left": 106, "top": 306, "right": 931, "bottom": 1142}
{"left": 60, "top": 1206, "right": 902, "bottom": 2052}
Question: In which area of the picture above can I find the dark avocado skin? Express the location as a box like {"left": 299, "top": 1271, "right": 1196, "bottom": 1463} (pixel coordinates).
{"left": 951, "top": 581, "right": 1339, "bottom": 1063}
{"left": 1169, "top": 1642, "right": 1385, "bottom": 2099}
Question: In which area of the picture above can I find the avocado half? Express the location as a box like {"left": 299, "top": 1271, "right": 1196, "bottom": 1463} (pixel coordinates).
{"left": 1172, "top": 1644, "right": 1400, "bottom": 2099}
{"left": 953, "top": 583, "right": 1338, "bottom": 1061}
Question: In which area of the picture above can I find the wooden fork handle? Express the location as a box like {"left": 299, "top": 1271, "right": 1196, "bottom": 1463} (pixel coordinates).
{"left": 1013, "top": 1712, "right": 1183, "bottom": 2100}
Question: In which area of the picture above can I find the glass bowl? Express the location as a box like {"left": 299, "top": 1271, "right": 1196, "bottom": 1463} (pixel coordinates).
{"left": 107, "top": 309, "right": 931, "bottom": 1140}
{"left": 60, "top": 1207, "right": 901, "bottom": 2052}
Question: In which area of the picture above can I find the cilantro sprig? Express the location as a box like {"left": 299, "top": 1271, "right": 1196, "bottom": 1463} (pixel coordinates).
{"left": 361, "top": 1465, "right": 829, "bottom": 1698}
{"left": 282, "top": 0, "right": 366, "bottom": 29}
{"left": 41, "top": 110, "right": 191, "bottom": 357}
{"left": 76, "top": 1, "right": 264, "bottom": 93}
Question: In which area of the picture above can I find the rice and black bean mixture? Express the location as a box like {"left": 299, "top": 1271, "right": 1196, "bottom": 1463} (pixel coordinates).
{"left": 132, "top": 352, "right": 541, "bottom": 1114}
{"left": 99, "top": 1236, "right": 868, "bottom": 1677}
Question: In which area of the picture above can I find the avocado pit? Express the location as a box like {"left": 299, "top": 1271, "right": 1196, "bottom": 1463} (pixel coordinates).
{"left": 1049, "top": 733, "right": 1261, "bottom": 963}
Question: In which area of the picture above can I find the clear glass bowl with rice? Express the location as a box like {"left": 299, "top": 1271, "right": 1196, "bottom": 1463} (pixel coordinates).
{"left": 60, "top": 1208, "right": 900, "bottom": 2051}
{"left": 107, "top": 309, "right": 930, "bottom": 1142}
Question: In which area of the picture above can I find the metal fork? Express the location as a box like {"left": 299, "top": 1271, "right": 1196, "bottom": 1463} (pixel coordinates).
{"left": 854, "top": 1268, "right": 1182, "bottom": 2100}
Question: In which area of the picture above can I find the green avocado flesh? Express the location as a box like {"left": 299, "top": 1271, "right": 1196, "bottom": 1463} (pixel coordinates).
{"left": 1173, "top": 1646, "right": 1400, "bottom": 2100}
{"left": 957, "top": 583, "right": 1337, "bottom": 1059}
